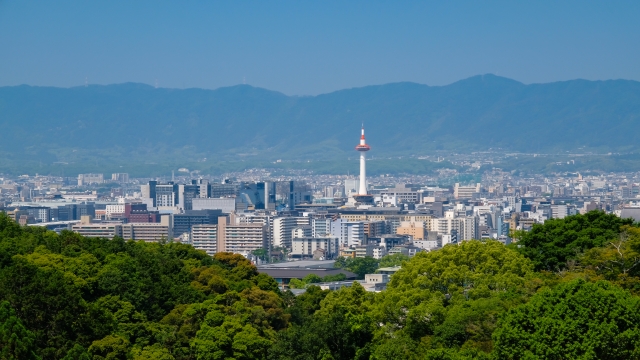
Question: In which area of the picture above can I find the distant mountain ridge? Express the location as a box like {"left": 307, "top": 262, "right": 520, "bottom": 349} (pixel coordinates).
{"left": 1, "top": 74, "right": 640, "bottom": 164}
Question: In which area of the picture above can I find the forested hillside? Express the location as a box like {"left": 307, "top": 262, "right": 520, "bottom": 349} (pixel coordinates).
{"left": 1, "top": 75, "right": 640, "bottom": 165}
{"left": 2, "top": 211, "right": 640, "bottom": 359}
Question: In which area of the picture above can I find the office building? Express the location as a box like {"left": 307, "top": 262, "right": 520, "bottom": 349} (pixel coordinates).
{"left": 173, "top": 210, "right": 222, "bottom": 237}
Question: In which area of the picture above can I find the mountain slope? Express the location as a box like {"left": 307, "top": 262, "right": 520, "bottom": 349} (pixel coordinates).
{"left": 1, "top": 74, "right": 640, "bottom": 164}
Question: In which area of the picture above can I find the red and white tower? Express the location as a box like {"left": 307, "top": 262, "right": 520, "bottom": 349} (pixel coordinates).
{"left": 354, "top": 126, "right": 373, "bottom": 203}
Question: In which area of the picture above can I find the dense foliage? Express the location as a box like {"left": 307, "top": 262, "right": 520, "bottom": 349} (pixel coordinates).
{"left": 515, "top": 210, "right": 634, "bottom": 271}
{"left": 0, "top": 212, "right": 285, "bottom": 360}
{"left": 4, "top": 210, "right": 640, "bottom": 359}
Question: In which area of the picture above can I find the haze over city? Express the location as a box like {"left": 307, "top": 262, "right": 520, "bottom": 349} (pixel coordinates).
{"left": 2, "top": 2, "right": 640, "bottom": 359}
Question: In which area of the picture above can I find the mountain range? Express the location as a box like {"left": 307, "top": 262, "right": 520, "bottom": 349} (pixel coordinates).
{"left": 1, "top": 74, "right": 640, "bottom": 169}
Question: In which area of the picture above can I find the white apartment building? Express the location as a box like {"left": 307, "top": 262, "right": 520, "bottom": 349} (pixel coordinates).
{"left": 312, "top": 218, "right": 332, "bottom": 237}
{"left": 105, "top": 204, "right": 125, "bottom": 218}
{"left": 121, "top": 215, "right": 173, "bottom": 242}
{"left": 218, "top": 222, "right": 267, "bottom": 255}
{"left": 330, "top": 219, "right": 366, "bottom": 247}
{"left": 191, "top": 224, "right": 218, "bottom": 256}
{"left": 430, "top": 216, "right": 478, "bottom": 241}
{"left": 291, "top": 237, "right": 339, "bottom": 259}
{"left": 551, "top": 205, "right": 568, "bottom": 219}
{"left": 272, "top": 217, "right": 309, "bottom": 249}
{"left": 292, "top": 225, "right": 312, "bottom": 239}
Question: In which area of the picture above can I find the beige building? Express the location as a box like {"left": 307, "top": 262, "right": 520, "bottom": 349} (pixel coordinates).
{"left": 72, "top": 216, "right": 123, "bottom": 238}
{"left": 121, "top": 215, "right": 172, "bottom": 242}
{"left": 396, "top": 221, "right": 427, "bottom": 240}
{"left": 454, "top": 183, "right": 481, "bottom": 199}
{"left": 217, "top": 216, "right": 267, "bottom": 254}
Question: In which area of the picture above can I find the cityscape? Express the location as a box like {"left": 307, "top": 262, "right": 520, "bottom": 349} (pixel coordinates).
{"left": 2, "top": 2, "right": 640, "bottom": 359}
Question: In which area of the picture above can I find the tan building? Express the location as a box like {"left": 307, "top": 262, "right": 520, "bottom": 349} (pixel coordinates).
{"left": 454, "top": 183, "right": 481, "bottom": 199}
{"left": 396, "top": 221, "right": 427, "bottom": 240}
{"left": 217, "top": 216, "right": 267, "bottom": 254}
{"left": 72, "top": 215, "right": 123, "bottom": 238}
{"left": 121, "top": 215, "right": 172, "bottom": 242}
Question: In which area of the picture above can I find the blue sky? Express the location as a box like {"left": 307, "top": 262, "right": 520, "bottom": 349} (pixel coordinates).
{"left": 1, "top": 1, "right": 639, "bottom": 95}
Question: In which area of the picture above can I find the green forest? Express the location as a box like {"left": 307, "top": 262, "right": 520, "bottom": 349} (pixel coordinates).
{"left": 2, "top": 211, "right": 640, "bottom": 359}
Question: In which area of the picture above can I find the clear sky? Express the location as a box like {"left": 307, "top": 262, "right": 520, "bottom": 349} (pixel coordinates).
{"left": 1, "top": 1, "right": 639, "bottom": 95}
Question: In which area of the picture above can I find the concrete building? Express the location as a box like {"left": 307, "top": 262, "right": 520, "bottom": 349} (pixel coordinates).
{"left": 190, "top": 224, "right": 218, "bottom": 256}
{"left": 330, "top": 219, "right": 366, "bottom": 247}
{"left": 155, "top": 184, "right": 178, "bottom": 208}
{"left": 111, "top": 173, "right": 129, "bottom": 183}
{"left": 292, "top": 225, "right": 312, "bottom": 239}
{"left": 217, "top": 216, "right": 267, "bottom": 254}
{"left": 379, "top": 184, "right": 422, "bottom": 204}
{"left": 396, "top": 221, "right": 427, "bottom": 240}
{"left": 273, "top": 217, "right": 309, "bottom": 249}
{"left": 71, "top": 216, "right": 123, "bottom": 238}
{"left": 551, "top": 204, "right": 568, "bottom": 219}
{"left": 291, "top": 237, "right": 339, "bottom": 259}
{"left": 121, "top": 215, "right": 172, "bottom": 242}
{"left": 312, "top": 218, "right": 332, "bottom": 237}
{"left": 173, "top": 210, "right": 221, "bottom": 237}
{"left": 192, "top": 198, "right": 236, "bottom": 213}
{"left": 454, "top": 183, "right": 481, "bottom": 199}
{"left": 78, "top": 173, "right": 104, "bottom": 186}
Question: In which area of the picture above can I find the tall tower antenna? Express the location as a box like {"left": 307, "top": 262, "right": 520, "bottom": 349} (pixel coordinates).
{"left": 353, "top": 126, "right": 373, "bottom": 204}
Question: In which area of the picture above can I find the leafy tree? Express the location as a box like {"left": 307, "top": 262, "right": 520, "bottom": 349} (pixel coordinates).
{"left": 88, "top": 335, "right": 130, "bottom": 360}
{"left": 61, "top": 344, "right": 91, "bottom": 360}
{"left": 493, "top": 279, "right": 640, "bottom": 359}
{"left": 378, "top": 253, "right": 409, "bottom": 268}
{"left": 371, "top": 240, "right": 535, "bottom": 357}
{"left": 270, "top": 282, "right": 375, "bottom": 360}
{"left": 0, "top": 301, "right": 40, "bottom": 360}
{"left": 516, "top": 211, "right": 633, "bottom": 271}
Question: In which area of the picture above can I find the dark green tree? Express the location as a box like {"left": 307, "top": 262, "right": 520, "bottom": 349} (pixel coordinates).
{"left": 0, "top": 301, "right": 40, "bottom": 360}
{"left": 516, "top": 210, "right": 634, "bottom": 271}
{"left": 493, "top": 279, "right": 640, "bottom": 359}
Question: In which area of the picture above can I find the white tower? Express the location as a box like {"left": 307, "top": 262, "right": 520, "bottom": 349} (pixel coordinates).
{"left": 354, "top": 127, "right": 372, "bottom": 203}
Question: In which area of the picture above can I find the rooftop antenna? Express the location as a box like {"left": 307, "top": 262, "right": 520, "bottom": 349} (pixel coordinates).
{"left": 172, "top": 170, "right": 175, "bottom": 182}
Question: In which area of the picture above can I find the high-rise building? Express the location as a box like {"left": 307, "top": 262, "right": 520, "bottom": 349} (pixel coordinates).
{"left": 155, "top": 184, "right": 178, "bottom": 207}
{"left": 217, "top": 216, "right": 267, "bottom": 255}
{"left": 273, "top": 217, "right": 310, "bottom": 249}
{"left": 173, "top": 210, "right": 221, "bottom": 237}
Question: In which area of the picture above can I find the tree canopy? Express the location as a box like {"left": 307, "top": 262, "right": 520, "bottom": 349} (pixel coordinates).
{"left": 3, "top": 210, "right": 640, "bottom": 359}
{"left": 516, "top": 210, "right": 634, "bottom": 271}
